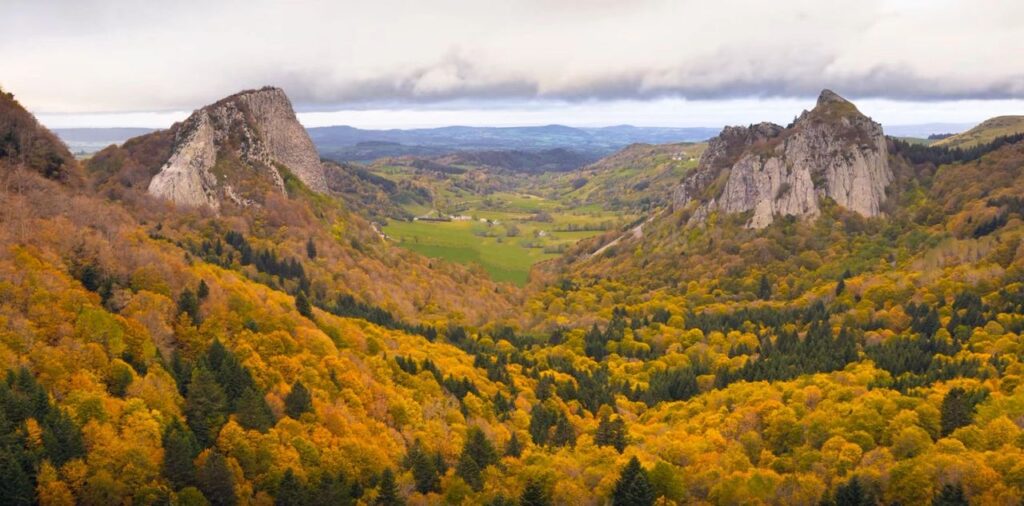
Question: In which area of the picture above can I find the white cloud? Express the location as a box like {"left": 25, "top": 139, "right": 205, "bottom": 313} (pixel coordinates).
{"left": 4, "top": 0, "right": 1024, "bottom": 125}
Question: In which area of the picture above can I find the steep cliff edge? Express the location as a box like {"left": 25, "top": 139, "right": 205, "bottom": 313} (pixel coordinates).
{"left": 148, "top": 87, "right": 327, "bottom": 208}
{"left": 675, "top": 90, "right": 891, "bottom": 228}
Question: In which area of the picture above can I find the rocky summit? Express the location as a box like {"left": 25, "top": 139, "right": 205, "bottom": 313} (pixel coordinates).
{"left": 148, "top": 87, "right": 327, "bottom": 208}
{"left": 675, "top": 89, "right": 892, "bottom": 228}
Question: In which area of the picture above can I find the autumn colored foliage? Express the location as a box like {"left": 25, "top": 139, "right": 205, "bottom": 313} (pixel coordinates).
{"left": 2, "top": 90, "right": 1024, "bottom": 505}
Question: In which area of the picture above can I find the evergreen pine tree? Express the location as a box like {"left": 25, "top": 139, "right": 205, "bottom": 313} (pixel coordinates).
{"left": 197, "top": 451, "right": 237, "bottom": 506}
{"left": 197, "top": 280, "right": 210, "bottom": 300}
{"left": 306, "top": 238, "right": 317, "bottom": 259}
{"left": 940, "top": 388, "right": 974, "bottom": 436}
{"left": 834, "top": 476, "right": 872, "bottom": 506}
{"left": 0, "top": 448, "right": 33, "bottom": 506}
{"left": 584, "top": 324, "right": 607, "bottom": 360}
{"left": 171, "top": 351, "right": 193, "bottom": 396}
{"left": 313, "top": 472, "right": 353, "bottom": 506}
{"left": 758, "top": 274, "right": 772, "bottom": 300}
{"left": 433, "top": 450, "right": 448, "bottom": 475}
{"left": 205, "top": 339, "right": 228, "bottom": 372}
{"left": 235, "top": 387, "right": 275, "bottom": 431}
{"left": 455, "top": 451, "right": 483, "bottom": 491}
{"left": 452, "top": 425, "right": 497, "bottom": 490}
{"left": 275, "top": 468, "right": 307, "bottom": 506}
{"left": 295, "top": 291, "right": 313, "bottom": 319}
{"left": 529, "top": 404, "right": 554, "bottom": 446}
{"left": 185, "top": 367, "right": 228, "bottom": 447}
{"left": 284, "top": 380, "right": 313, "bottom": 419}
{"left": 407, "top": 441, "right": 440, "bottom": 494}
{"left": 535, "top": 375, "right": 554, "bottom": 401}
{"left": 463, "top": 427, "right": 498, "bottom": 468}
{"left": 933, "top": 483, "right": 968, "bottom": 506}
{"left": 376, "top": 468, "right": 403, "bottom": 506}
{"left": 596, "top": 413, "right": 627, "bottom": 451}
{"left": 519, "top": 479, "right": 551, "bottom": 506}
{"left": 552, "top": 413, "right": 576, "bottom": 448}
{"left": 493, "top": 391, "right": 511, "bottom": 419}
{"left": 213, "top": 352, "right": 255, "bottom": 409}
{"left": 178, "top": 289, "right": 201, "bottom": 324}
{"left": 504, "top": 432, "right": 523, "bottom": 458}
{"left": 42, "top": 407, "right": 85, "bottom": 465}
{"left": 612, "top": 457, "right": 655, "bottom": 506}
{"left": 162, "top": 419, "right": 200, "bottom": 489}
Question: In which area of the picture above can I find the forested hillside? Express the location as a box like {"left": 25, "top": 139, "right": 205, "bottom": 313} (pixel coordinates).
{"left": 3, "top": 85, "right": 1024, "bottom": 506}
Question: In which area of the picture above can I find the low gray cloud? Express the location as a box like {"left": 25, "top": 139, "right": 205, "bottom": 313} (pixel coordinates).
{"left": 2, "top": 0, "right": 1023, "bottom": 113}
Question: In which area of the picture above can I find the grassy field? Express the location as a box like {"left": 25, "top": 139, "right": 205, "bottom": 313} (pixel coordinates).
{"left": 370, "top": 159, "right": 644, "bottom": 284}
{"left": 381, "top": 188, "right": 630, "bottom": 285}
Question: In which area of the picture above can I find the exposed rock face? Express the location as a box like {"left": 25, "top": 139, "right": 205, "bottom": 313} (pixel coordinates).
{"left": 149, "top": 87, "right": 327, "bottom": 208}
{"left": 675, "top": 90, "right": 892, "bottom": 228}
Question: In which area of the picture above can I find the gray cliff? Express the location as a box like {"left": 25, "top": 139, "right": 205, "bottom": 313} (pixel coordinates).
{"left": 675, "top": 90, "right": 892, "bottom": 228}
{"left": 149, "top": 87, "right": 327, "bottom": 208}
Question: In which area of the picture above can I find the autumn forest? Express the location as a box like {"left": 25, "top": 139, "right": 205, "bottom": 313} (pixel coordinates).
{"left": 3, "top": 58, "right": 1024, "bottom": 506}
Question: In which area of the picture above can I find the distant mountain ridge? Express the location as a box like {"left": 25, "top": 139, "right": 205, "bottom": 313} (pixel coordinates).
{"left": 309, "top": 124, "right": 721, "bottom": 162}
{"left": 52, "top": 122, "right": 981, "bottom": 159}
{"left": 53, "top": 127, "right": 156, "bottom": 153}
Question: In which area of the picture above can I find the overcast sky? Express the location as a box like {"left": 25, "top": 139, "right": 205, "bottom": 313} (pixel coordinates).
{"left": 3, "top": 0, "right": 1023, "bottom": 129}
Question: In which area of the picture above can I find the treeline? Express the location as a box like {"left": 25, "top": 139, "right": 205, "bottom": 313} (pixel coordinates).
{"left": 195, "top": 231, "right": 464, "bottom": 345}
{"left": 195, "top": 231, "right": 309, "bottom": 294}
{"left": 394, "top": 355, "right": 480, "bottom": 403}
{"left": 890, "top": 131, "right": 1024, "bottom": 166}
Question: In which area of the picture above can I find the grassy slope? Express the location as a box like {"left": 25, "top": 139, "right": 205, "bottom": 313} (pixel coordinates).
{"left": 549, "top": 143, "right": 705, "bottom": 210}
{"left": 933, "top": 115, "right": 1024, "bottom": 149}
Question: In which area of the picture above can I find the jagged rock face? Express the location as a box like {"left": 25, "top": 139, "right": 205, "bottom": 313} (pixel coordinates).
{"left": 675, "top": 90, "right": 892, "bottom": 228}
{"left": 674, "top": 122, "right": 784, "bottom": 209}
{"left": 149, "top": 87, "right": 327, "bottom": 208}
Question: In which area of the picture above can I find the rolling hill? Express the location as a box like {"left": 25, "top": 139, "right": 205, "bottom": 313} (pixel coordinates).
{"left": 933, "top": 115, "right": 1024, "bottom": 149}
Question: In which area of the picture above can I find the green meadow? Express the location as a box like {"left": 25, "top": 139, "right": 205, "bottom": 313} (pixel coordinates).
{"left": 380, "top": 187, "right": 631, "bottom": 285}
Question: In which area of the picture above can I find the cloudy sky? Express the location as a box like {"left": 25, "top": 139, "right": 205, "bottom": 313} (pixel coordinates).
{"left": 3, "top": 0, "right": 1023, "bottom": 129}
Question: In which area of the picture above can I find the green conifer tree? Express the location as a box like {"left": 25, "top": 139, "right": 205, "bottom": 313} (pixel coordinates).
{"left": 235, "top": 388, "right": 275, "bottom": 431}
{"left": 197, "top": 451, "right": 237, "bottom": 506}
{"left": 612, "top": 457, "right": 655, "bottom": 506}
{"left": 185, "top": 367, "right": 228, "bottom": 447}
{"left": 519, "top": 479, "right": 550, "bottom": 506}
{"left": 275, "top": 468, "right": 307, "bottom": 506}
{"left": 162, "top": 419, "right": 200, "bottom": 489}
{"left": 284, "top": 380, "right": 313, "bottom": 419}
{"left": 376, "top": 468, "right": 403, "bottom": 506}
{"left": 932, "top": 483, "right": 968, "bottom": 506}
{"left": 295, "top": 291, "right": 313, "bottom": 319}
{"left": 504, "top": 432, "right": 523, "bottom": 458}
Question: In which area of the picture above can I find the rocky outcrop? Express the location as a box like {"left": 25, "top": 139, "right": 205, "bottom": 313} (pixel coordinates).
{"left": 674, "top": 90, "right": 892, "bottom": 228}
{"left": 149, "top": 87, "right": 327, "bottom": 208}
